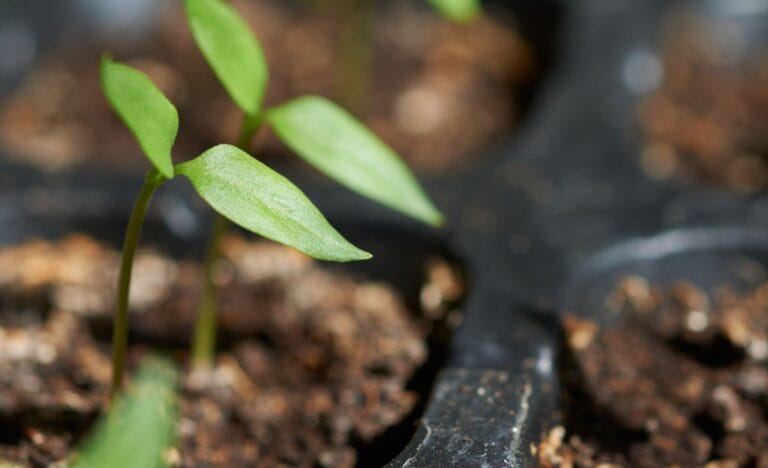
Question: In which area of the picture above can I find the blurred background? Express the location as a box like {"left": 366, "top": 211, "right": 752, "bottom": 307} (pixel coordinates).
{"left": 0, "top": 0, "right": 539, "bottom": 177}
{"left": 2, "top": 0, "right": 768, "bottom": 197}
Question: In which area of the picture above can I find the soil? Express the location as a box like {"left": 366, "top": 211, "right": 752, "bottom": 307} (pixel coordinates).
{"left": 0, "top": 233, "right": 464, "bottom": 467}
{"left": 537, "top": 276, "right": 768, "bottom": 467}
{"left": 0, "top": 0, "right": 535, "bottom": 173}
{"left": 637, "top": 17, "right": 768, "bottom": 194}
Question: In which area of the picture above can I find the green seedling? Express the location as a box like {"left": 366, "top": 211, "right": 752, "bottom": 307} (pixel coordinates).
{"left": 183, "top": 0, "right": 443, "bottom": 369}
{"left": 73, "top": 356, "right": 178, "bottom": 468}
{"left": 101, "top": 57, "right": 376, "bottom": 396}
{"left": 101, "top": 0, "right": 442, "bottom": 394}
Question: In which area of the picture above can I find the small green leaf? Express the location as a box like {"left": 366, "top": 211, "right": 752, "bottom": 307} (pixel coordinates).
{"left": 176, "top": 144, "right": 371, "bottom": 262}
{"left": 428, "top": 0, "right": 481, "bottom": 22}
{"left": 100, "top": 57, "right": 178, "bottom": 179}
{"left": 73, "top": 356, "right": 178, "bottom": 468}
{"left": 266, "top": 96, "right": 443, "bottom": 226}
{"left": 185, "top": 0, "right": 268, "bottom": 115}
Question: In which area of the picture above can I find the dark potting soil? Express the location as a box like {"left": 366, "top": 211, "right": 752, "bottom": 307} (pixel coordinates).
{"left": 637, "top": 19, "right": 768, "bottom": 194}
{"left": 538, "top": 276, "right": 768, "bottom": 467}
{"left": 0, "top": 234, "right": 463, "bottom": 467}
{"left": 0, "top": 0, "right": 534, "bottom": 173}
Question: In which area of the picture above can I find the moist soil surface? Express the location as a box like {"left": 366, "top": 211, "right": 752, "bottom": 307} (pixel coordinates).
{"left": 0, "top": 234, "right": 463, "bottom": 467}
{"left": 0, "top": 0, "right": 534, "bottom": 173}
{"left": 538, "top": 276, "right": 768, "bottom": 467}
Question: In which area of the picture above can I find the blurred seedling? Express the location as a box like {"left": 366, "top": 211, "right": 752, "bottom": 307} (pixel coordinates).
{"left": 72, "top": 356, "right": 178, "bottom": 468}
{"left": 427, "top": 0, "right": 481, "bottom": 23}
{"left": 300, "top": 0, "right": 482, "bottom": 111}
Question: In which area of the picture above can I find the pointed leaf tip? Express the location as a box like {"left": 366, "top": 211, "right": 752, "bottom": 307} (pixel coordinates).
{"left": 428, "top": 0, "right": 481, "bottom": 22}
{"left": 184, "top": 0, "right": 268, "bottom": 115}
{"left": 100, "top": 57, "right": 178, "bottom": 179}
{"left": 175, "top": 144, "right": 371, "bottom": 262}
{"left": 265, "top": 96, "right": 444, "bottom": 227}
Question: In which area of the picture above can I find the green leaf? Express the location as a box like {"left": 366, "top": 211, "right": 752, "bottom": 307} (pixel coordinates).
{"left": 176, "top": 144, "right": 371, "bottom": 262}
{"left": 73, "top": 356, "right": 178, "bottom": 468}
{"left": 266, "top": 96, "right": 443, "bottom": 226}
{"left": 185, "top": 0, "right": 268, "bottom": 115}
{"left": 100, "top": 57, "right": 178, "bottom": 179}
{"left": 427, "top": 0, "right": 481, "bottom": 22}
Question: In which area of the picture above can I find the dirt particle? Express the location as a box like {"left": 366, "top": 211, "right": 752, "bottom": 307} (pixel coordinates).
{"left": 685, "top": 309, "right": 709, "bottom": 332}
{"left": 563, "top": 314, "right": 597, "bottom": 351}
{"left": 640, "top": 142, "right": 678, "bottom": 180}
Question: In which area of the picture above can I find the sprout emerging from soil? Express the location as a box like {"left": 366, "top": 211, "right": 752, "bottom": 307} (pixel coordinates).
{"left": 100, "top": 0, "right": 442, "bottom": 396}
{"left": 72, "top": 356, "right": 178, "bottom": 468}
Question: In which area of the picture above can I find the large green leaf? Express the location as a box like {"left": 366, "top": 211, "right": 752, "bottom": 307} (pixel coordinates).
{"left": 73, "top": 356, "right": 178, "bottom": 468}
{"left": 428, "top": 0, "right": 481, "bottom": 22}
{"left": 176, "top": 144, "right": 371, "bottom": 262}
{"left": 266, "top": 96, "right": 443, "bottom": 226}
{"left": 100, "top": 57, "right": 178, "bottom": 179}
{"left": 185, "top": 0, "right": 268, "bottom": 115}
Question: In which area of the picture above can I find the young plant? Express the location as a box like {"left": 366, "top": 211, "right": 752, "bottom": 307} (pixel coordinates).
{"left": 101, "top": 57, "right": 374, "bottom": 396}
{"left": 73, "top": 356, "right": 178, "bottom": 468}
{"left": 301, "top": 0, "right": 481, "bottom": 110}
{"left": 183, "top": 0, "right": 443, "bottom": 369}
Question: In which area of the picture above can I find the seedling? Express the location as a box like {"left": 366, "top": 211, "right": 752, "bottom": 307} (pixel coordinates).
{"left": 73, "top": 356, "right": 178, "bottom": 468}
{"left": 302, "top": 0, "right": 481, "bottom": 110}
{"left": 101, "top": 0, "right": 442, "bottom": 394}
{"left": 102, "top": 58, "right": 369, "bottom": 395}
{"left": 183, "top": 0, "right": 443, "bottom": 369}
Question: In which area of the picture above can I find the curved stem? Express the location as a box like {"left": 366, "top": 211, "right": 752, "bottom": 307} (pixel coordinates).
{"left": 111, "top": 169, "right": 165, "bottom": 399}
{"left": 191, "top": 112, "right": 262, "bottom": 369}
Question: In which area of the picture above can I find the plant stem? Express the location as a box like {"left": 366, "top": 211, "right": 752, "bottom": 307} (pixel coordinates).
{"left": 111, "top": 169, "right": 165, "bottom": 399}
{"left": 190, "top": 212, "right": 227, "bottom": 367}
{"left": 334, "top": 0, "right": 374, "bottom": 114}
{"left": 236, "top": 112, "right": 262, "bottom": 151}
{"left": 191, "top": 112, "right": 262, "bottom": 369}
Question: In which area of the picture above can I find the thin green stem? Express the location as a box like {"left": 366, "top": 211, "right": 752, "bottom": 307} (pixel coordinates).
{"left": 190, "top": 212, "right": 227, "bottom": 367}
{"left": 191, "top": 112, "right": 262, "bottom": 369}
{"left": 334, "top": 0, "right": 374, "bottom": 114}
{"left": 236, "top": 112, "right": 262, "bottom": 150}
{"left": 111, "top": 169, "right": 165, "bottom": 399}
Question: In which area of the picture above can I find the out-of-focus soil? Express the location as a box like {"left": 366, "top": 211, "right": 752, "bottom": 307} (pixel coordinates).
{"left": 638, "top": 19, "right": 768, "bottom": 194}
{"left": 0, "top": 0, "right": 535, "bottom": 173}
